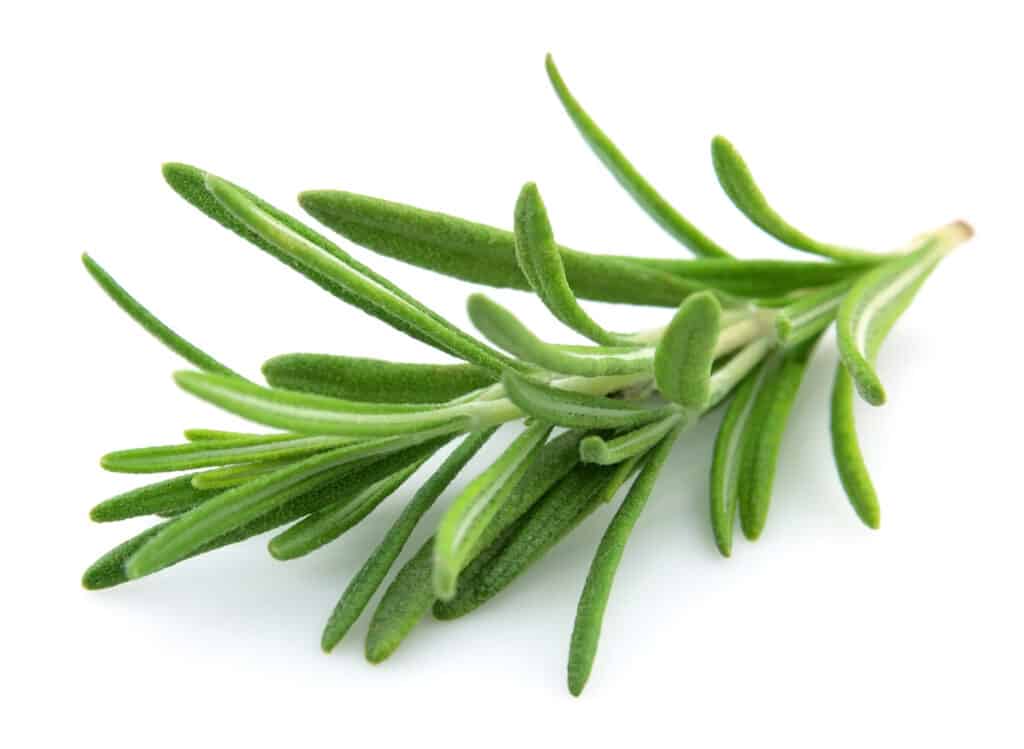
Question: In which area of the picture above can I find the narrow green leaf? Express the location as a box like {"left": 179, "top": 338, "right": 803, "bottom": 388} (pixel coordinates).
{"left": 830, "top": 365, "right": 881, "bottom": 529}
{"left": 190, "top": 459, "right": 297, "bottom": 490}
{"left": 268, "top": 458, "right": 427, "bottom": 561}
{"left": 184, "top": 428, "right": 265, "bottom": 442}
{"left": 836, "top": 229, "right": 964, "bottom": 404}
{"left": 82, "top": 254, "right": 239, "bottom": 377}
{"left": 321, "top": 428, "right": 496, "bottom": 652}
{"left": 654, "top": 291, "right": 722, "bottom": 409}
{"left": 263, "top": 353, "right": 495, "bottom": 403}
{"left": 124, "top": 443, "right": 406, "bottom": 578}
{"left": 436, "top": 456, "right": 642, "bottom": 620}
{"left": 82, "top": 522, "right": 171, "bottom": 590}
{"left": 568, "top": 425, "right": 682, "bottom": 696}
{"left": 364, "top": 540, "right": 436, "bottom": 663}
{"left": 706, "top": 338, "right": 775, "bottom": 409}
{"left": 614, "top": 257, "right": 868, "bottom": 298}
{"left": 467, "top": 294, "right": 653, "bottom": 377}
{"left": 545, "top": 55, "right": 731, "bottom": 258}
{"left": 709, "top": 371, "right": 761, "bottom": 557}
{"left": 710, "top": 136, "right": 879, "bottom": 263}
{"left": 514, "top": 183, "right": 618, "bottom": 343}
{"left": 85, "top": 461, "right": 386, "bottom": 589}
{"left": 173, "top": 370, "right": 493, "bottom": 439}
{"left": 204, "top": 173, "right": 520, "bottom": 375}
{"left": 433, "top": 422, "right": 552, "bottom": 599}
{"left": 775, "top": 281, "right": 852, "bottom": 346}
{"left": 579, "top": 411, "right": 687, "bottom": 465}
{"left": 101, "top": 433, "right": 352, "bottom": 473}
{"left": 90, "top": 474, "right": 217, "bottom": 523}
{"left": 298, "top": 189, "right": 712, "bottom": 308}
{"left": 503, "top": 372, "right": 667, "bottom": 430}
{"left": 362, "top": 429, "right": 585, "bottom": 661}
{"left": 738, "top": 334, "right": 821, "bottom": 540}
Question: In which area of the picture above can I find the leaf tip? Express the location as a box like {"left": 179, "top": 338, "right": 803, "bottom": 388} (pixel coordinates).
{"left": 853, "top": 372, "right": 887, "bottom": 406}
{"left": 567, "top": 673, "right": 586, "bottom": 697}
{"left": 432, "top": 563, "right": 458, "bottom": 602}
{"left": 365, "top": 637, "right": 394, "bottom": 664}
{"left": 579, "top": 436, "right": 609, "bottom": 465}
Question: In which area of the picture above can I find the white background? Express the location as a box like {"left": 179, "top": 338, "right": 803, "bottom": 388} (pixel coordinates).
{"left": 3, "top": 1, "right": 1022, "bottom": 746}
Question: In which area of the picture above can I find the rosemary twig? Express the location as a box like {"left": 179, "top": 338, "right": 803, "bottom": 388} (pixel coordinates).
{"left": 80, "top": 53, "right": 973, "bottom": 696}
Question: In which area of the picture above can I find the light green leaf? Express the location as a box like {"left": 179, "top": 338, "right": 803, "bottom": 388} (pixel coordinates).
{"left": 579, "top": 410, "right": 687, "bottom": 465}
{"left": 467, "top": 294, "right": 653, "bottom": 377}
{"left": 321, "top": 428, "right": 496, "bottom": 652}
{"left": 830, "top": 365, "right": 881, "bottom": 529}
{"left": 513, "top": 183, "right": 619, "bottom": 344}
{"left": 545, "top": 55, "right": 732, "bottom": 259}
{"left": 775, "top": 281, "right": 852, "bottom": 346}
{"left": 263, "top": 353, "right": 495, "bottom": 403}
{"left": 836, "top": 226, "right": 967, "bottom": 405}
{"left": 503, "top": 372, "right": 667, "bottom": 430}
{"left": 654, "top": 291, "right": 721, "bottom": 409}
{"left": 101, "top": 433, "right": 352, "bottom": 473}
{"left": 173, "top": 370, "right": 511, "bottom": 439}
{"left": 82, "top": 254, "right": 239, "bottom": 377}
{"left": 298, "top": 188, "right": 713, "bottom": 307}
{"left": 124, "top": 444, "right": 383, "bottom": 578}
{"left": 433, "top": 422, "right": 552, "bottom": 599}
{"left": 568, "top": 424, "right": 682, "bottom": 696}
{"left": 268, "top": 456, "right": 430, "bottom": 560}
{"left": 435, "top": 460, "right": 634, "bottom": 620}
{"left": 709, "top": 370, "right": 763, "bottom": 557}
{"left": 710, "top": 136, "right": 879, "bottom": 263}
{"left": 737, "top": 334, "right": 821, "bottom": 540}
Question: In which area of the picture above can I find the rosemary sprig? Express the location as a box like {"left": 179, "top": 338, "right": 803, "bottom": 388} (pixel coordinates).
{"left": 81, "top": 54, "right": 972, "bottom": 695}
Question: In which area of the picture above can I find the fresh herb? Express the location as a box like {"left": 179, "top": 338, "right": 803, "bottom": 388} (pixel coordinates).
{"left": 81, "top": 55, "right": 971, "bottom": 695}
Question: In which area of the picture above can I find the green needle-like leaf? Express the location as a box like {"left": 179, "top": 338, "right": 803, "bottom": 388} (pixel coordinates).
{"left": 433, "top": 422, "right": 552, "bottom": 599}
{"left": 738, "top": 334, "right": 821, "bottom": 540}
{"left": 568, "top": 424, "right": 682, "bottom": 696}
{"left": 125, "top": 443, "right": 410, "bottom": 578}
{"left": 467, "top": 294, "right": 653, "bottom": 377}
{"left": 83, "top": 464, "right": 369, "bottom": 589}
{"left": 263, "top": 354, "right": 495, "bottom": 403}
{"left": 82, "top": 254, "right": 239, "bottom": 377}
{"left": 202, "top": 172, "right": 519, "bottom": 376}
{"left": 174, "top": 370, "right": 494, "bottom": 439}
{"left": 836, "top": 229, "right": 964, "bottom": 405}
{"left": 190, "top": 459, "right": 298, "bottom": 490}
{"left": 184, "top": 428, "right": 265, "bottom": 442}
{"left": 579, "top": 411, "right": 687, "bottom": 465}
{"left": 545, "top": 55, "right": 731, "bottom": 259}
{"left": 775, "top": 281, "right": 852, "bottom": 346}
{"left": 298, "top": 188, "right": 862, "bottom": 300}
{"left": 625, "top": 257, "right": 867, "bottom": 298}
{"left": 101, "top": 433, "right": 352, "bottom": 473}
{"left": 710, "top": 136, "right": 879, "bottom": 263}
{"left": 654, "top": 291, "right": 721, "bottom": 409}
{"left": 90, "top": 474, "right": 218, "bottom": 523}
{"left": 364, "top": 540, "right": 438, "bottom": 663}
{"left": 364, "top": 430, "right": 584, "bottom": 662}
{"left": 830, "top": 365, "right": 881, "bottom": 528}
{"left": 321, "top": 428, "right": 496, "bottom": 652}
{"left": 503, "top": 372, "right": 666, "bottom": 430}
{"left": 268, "top": 458, "right": 428, "bottom": 561}
{"left": 709, "top": 371, "right": 762, "bottom": 557}
{"left": 436, "top": 456, "right": 642, "bottom": 620}
{"left": 298, "top": 189, "right": 712, "bottom": 307}
{"left": 82, "top": 522, "right": 171, "bottom": 590}
{"left": 514, "top": 183, "right": 618, "bottom": 344}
